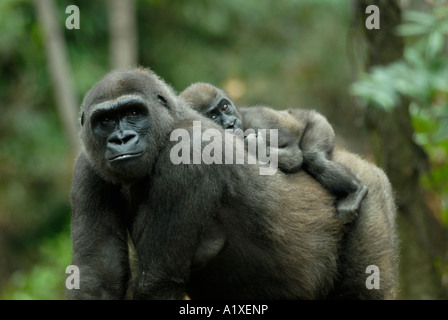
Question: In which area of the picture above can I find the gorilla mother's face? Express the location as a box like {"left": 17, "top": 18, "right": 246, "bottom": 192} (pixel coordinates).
{"left": 90, "top": 96, "right": 150, "bottom": 168}
{"left": 79, "top": 69, "right": 176, "bottom": 184}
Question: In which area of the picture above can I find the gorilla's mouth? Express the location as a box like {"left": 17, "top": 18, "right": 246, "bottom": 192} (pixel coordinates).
{"left": 109, "top": 152, "right": 143, "bottom": 162}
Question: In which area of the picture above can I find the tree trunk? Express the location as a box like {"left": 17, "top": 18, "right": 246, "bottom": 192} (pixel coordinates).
{"left": 34, "top": 0, "right": 80, "bottom": 153}
{"left": 352, "top": 0, "right": 448, "bottom": 299}
{"left": 108, "top": 0, "right": 138, "bottom": 69}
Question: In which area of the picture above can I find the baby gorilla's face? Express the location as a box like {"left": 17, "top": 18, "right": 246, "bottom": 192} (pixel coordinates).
{"left": 180, "top": 83, "right": 243, "bottom": 130}
{"left": 203, "top": 97, "right": 243, "bottom": 130}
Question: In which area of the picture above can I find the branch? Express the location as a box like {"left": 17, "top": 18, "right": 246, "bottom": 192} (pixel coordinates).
{"left": 108, "top": 0, "right": 138, "bottom": 69}
{"left": 34, "top": 0, "right": 80, "bottom": 153}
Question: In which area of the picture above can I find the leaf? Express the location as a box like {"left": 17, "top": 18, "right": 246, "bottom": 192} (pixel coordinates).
{"left": 439, "top": 20, "right": 448, "bottom": 35}
{"left": 350, "top": 80, "right": 398, "bottom": 111}
{"left": 403, "top": 10, "right": 435, "bottom": 27}
{"left": 404, "top": 47, "right": 426, "bottom": 69}
{"left": 396, "top": 23, "right": 430, "bottom": 37}
{"left": 426, "top": 31, "right": 444, "bottom": 58}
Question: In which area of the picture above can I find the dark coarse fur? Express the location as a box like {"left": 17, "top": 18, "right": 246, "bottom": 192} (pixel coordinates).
{"left": 180, "top": 83, "right": 369, "bottom": 223}
{"left": 68, "top": 68, "right": 398, "bottom": 300}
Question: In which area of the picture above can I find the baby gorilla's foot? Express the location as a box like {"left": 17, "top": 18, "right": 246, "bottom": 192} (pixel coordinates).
{"left": 336, "top": 185, "right": 369, "bottom": 224}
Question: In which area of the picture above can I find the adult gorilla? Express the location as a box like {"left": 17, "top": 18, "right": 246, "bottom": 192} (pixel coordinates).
{"left": 68, "top": 68, "right": 398, "bottom": 300}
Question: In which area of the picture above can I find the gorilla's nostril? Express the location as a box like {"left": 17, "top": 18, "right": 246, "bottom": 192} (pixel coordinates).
{"left": 122, "top": 133, "right": 137, "bottom": 144}
{"left": 108, "top": 130, "right": 138, "bottom": 145}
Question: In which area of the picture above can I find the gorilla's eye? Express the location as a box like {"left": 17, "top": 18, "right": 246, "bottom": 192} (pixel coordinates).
{"left": 210, "top": 114, "right": 218, "bottom": 120}
{"left": 101, "top": 117, "right": 113, "bottom": 125}
{"left": 127, "top": 109, "right": 140, "bottom": 117}
{"left": 222, "top": 104, "right": 229, "bottom": 111}
{"left": 157, "top": 94, "right": 168, "bottom": 106}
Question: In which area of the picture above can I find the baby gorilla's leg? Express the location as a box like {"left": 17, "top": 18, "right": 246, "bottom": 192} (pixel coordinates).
{"left": 336, "top": 183, "right": 369, "bottom": 224}
{"left": 303, "top": 151, "right": 369, "bottom": 224}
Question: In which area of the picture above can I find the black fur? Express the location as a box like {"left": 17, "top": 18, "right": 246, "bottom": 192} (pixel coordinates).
{"left": 68, "top": 68, "right": 398, "bottom": 299}
{"left": 180, "top": 83, "right": 368, "bottom": 223}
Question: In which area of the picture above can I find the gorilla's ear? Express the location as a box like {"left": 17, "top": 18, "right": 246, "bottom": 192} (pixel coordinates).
{"left": 80, "top": 112, "right": 85, "bottom": 126}
{"left": 157, "top": 94, "right": 169, "bottom": 108}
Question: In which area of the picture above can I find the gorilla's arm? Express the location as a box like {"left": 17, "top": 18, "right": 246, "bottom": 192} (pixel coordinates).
{"left": 67, "top": 153, "right": 130, "bottom": 299}
{"left": 129, "top": 138, "right": 228, "bottom": 299}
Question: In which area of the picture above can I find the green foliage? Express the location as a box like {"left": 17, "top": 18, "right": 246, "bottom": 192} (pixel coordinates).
{"left": 137, "top": 0, "right": 351, "bottom": 109}
{"left": 350, "top": 1, "right": 448, "bottom": 225}
{"left": 0, "top": 229, "right": 71, "bottom": 300}
{"left": 0, "top": 0, "right": 96, "bottom": 299}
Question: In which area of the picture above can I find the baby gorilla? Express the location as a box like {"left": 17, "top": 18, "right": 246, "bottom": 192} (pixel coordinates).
{"left": 180, "top": 83, "right": 368, "bottom": 223}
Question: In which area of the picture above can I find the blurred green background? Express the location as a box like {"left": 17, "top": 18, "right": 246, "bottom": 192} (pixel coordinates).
{"left": 0, "top": 0, "right": 447, "bottom": 299}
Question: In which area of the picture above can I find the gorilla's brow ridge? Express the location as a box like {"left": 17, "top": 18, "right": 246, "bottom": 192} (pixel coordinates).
{"left": 90, "top": 95, "right": 148, "bottom": 116}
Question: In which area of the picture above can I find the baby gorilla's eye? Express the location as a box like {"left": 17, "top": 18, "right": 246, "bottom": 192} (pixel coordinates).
{"left": 157, "top": 94, "right": 168, "bottom": 106}
{"left": 210, "top": 114, "right": 218, "bottom": 120}
{"left": 222, "top": 104, "right": 229, "bottom": 111}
